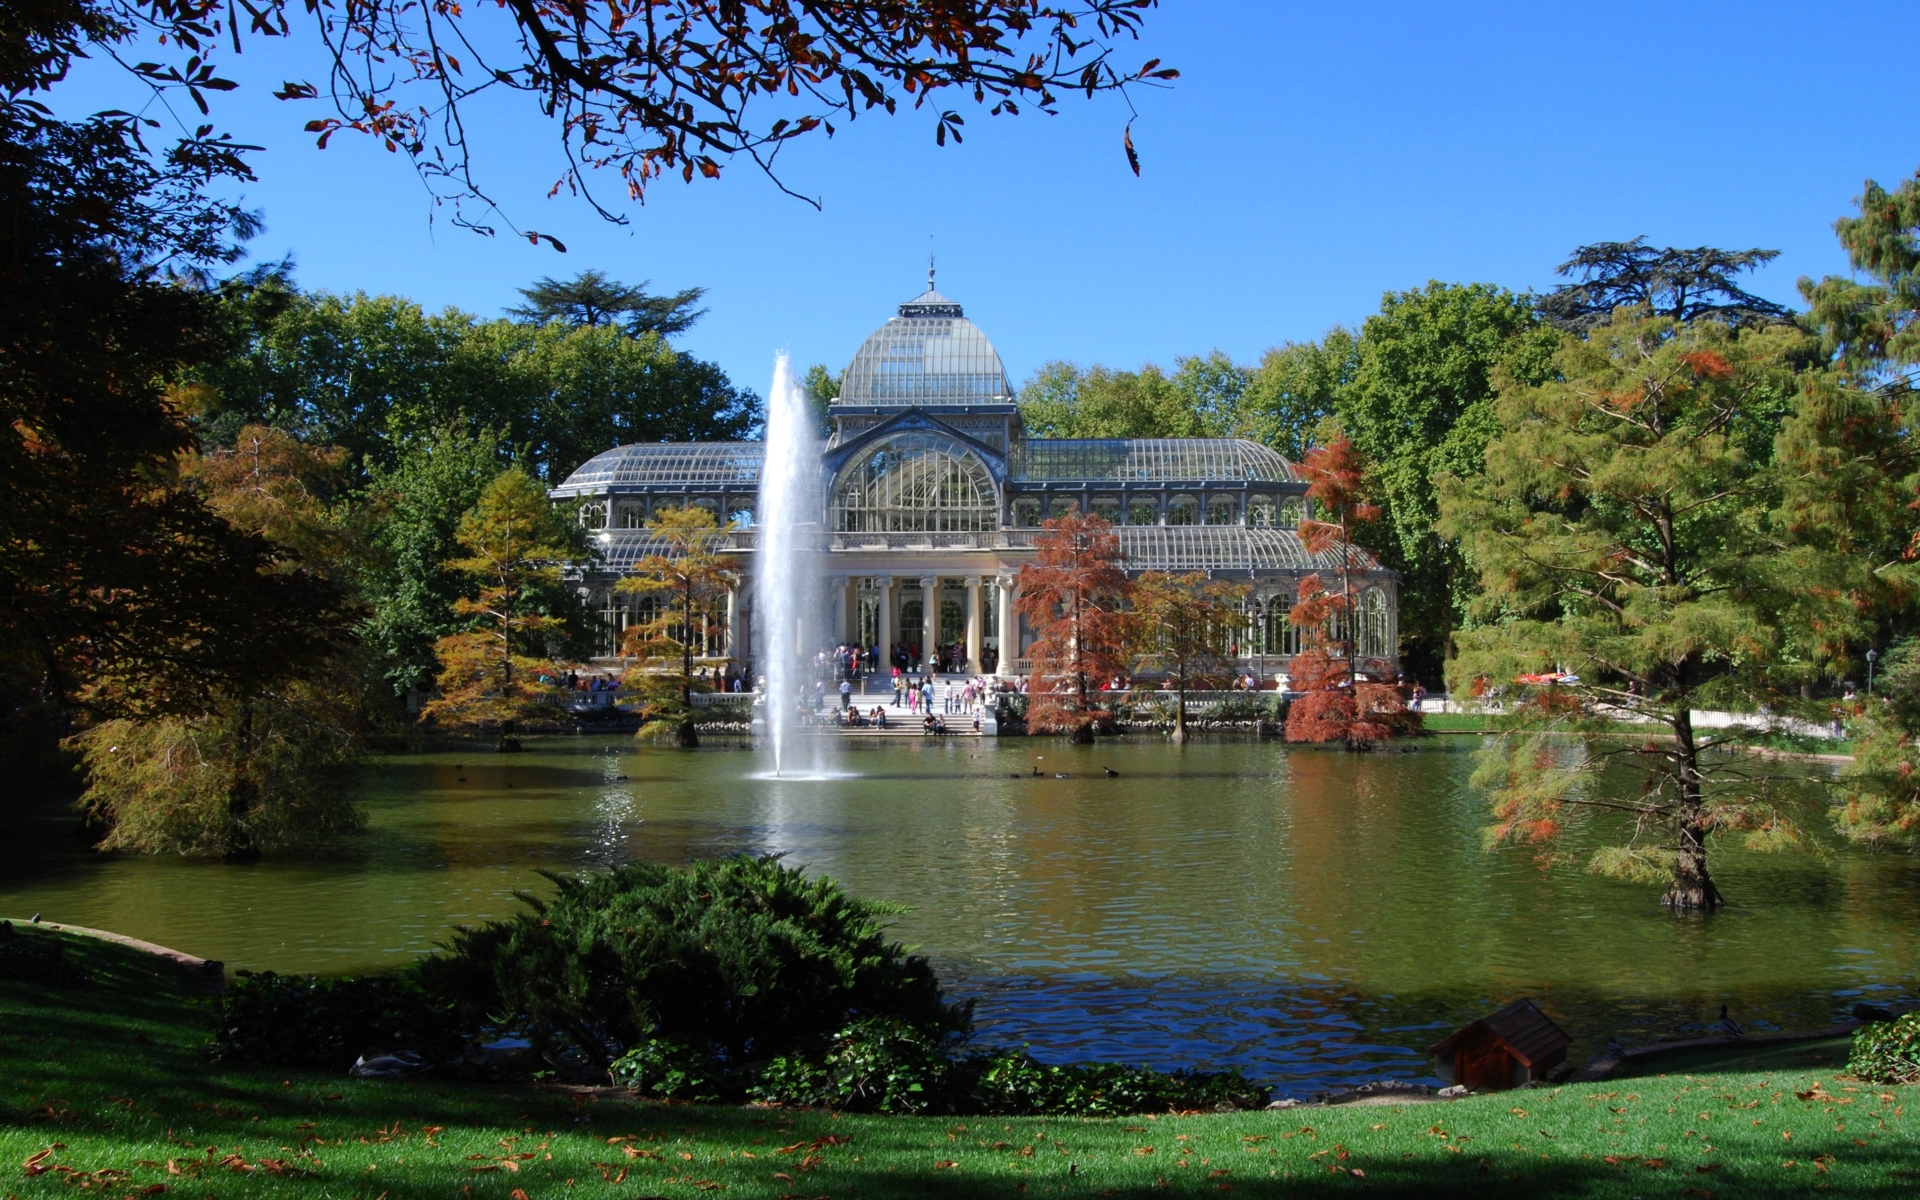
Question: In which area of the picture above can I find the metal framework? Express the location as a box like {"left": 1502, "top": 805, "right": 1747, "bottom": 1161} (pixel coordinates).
{"left": 1012, "top": 439, "right": 1298, "bottom": 482}
{"left": 836, "top": 291, "right": 1013, "bottom": 405}
{"left": 1114, "top": 526, "right": 1379, "bottom": 573}
{"left": 552, "top": 442, "right": 764, "bottom": 494}
{"left": 833, "top": 434, "right": 997, "bottom": 532}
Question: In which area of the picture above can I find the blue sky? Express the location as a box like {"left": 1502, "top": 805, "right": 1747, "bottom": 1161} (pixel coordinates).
{"left": 68, "top": 1, "right": 1920, "bottom": 397}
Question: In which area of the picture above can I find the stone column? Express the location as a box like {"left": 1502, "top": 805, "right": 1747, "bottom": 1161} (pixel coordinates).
{"left": 724, "top": 586, "right": 738, "bottom": 660}
{"left": 920, "top": 575, "right": 939, "bottom": 673}
{"left": 964, "top": 576, "right": 983, "bottom": 674}
{"left": 830, "top": 576, "right": 849, "bottom": 646}
{"left": 875, "top": 577, "right": 894, "bottom": 669}
{"left": 996, "top": 574, "right": 1017, "bottom": 677}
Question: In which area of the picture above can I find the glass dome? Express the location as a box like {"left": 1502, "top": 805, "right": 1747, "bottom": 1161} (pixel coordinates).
{"left": 836, "top": 289, "right": 1013, "bottom": 405}
{"left": 551, "top": 442, "right": 763, "bottom": 495}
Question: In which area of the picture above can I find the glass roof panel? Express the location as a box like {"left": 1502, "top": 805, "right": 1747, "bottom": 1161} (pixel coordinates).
{"left": 554, "top": 442, "right": 764, "bottom": 494}
{"left": 837, "top": 291, "right": 1013, "bottom": 405}
{"left": 1014, "top": 439, "right": 1299, "bottom": 483}
{"left": 1114, "top": 526, "right": 1378, "bottom": 573}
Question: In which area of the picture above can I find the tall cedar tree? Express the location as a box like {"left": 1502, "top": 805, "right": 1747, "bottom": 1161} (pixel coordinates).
{"left": 1128, "top": 572, "right": 1247, "bottom": 742}
{"left": 1538, "top": 239, "right": 1792, "bottom": 333}
{"left": 1284, "top": 437, "right": 1417, "bottom": 747}
{"left": 508, "top": 269, "right": 709, "bottom": 337}
{"left": 1437, "top": 310, "right": 1814, "bottom": 910}
{"left": 1016, "top": 511, "right": 1134, "bottom": 742}
{"left": 425, "top": 469, "right": 585, "bottom": 750}
{"left": 615, "top": 506, "right": 740, "bottom": 748}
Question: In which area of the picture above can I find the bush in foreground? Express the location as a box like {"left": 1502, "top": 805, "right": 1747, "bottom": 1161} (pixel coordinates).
{"left": 1849, "top": 1011, "right": 1920, "bottom": 1083}
{"left": 216, "top": 854, "right": 1267, "bottom": 1113}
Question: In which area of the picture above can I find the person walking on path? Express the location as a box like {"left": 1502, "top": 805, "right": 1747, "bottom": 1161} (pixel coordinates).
{"left": 839, "top": 679, "right": 852, "bottom": 710}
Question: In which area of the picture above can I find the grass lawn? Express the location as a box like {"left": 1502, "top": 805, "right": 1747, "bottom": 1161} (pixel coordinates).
{"left": 3, "top": 925, "right": 1916, "bottom": 1198}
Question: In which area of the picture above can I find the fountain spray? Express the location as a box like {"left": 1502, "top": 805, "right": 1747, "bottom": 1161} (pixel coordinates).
{"left": 754, "top": 354, "right": 831, "bottom": 778}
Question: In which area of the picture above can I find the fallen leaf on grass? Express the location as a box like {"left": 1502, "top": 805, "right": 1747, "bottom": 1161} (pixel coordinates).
{"left": 934, "top": 1159, "right": 957, "bottom": 1169}
{"left": 512, "top": 1190, "right": 531, "bottom": 1200}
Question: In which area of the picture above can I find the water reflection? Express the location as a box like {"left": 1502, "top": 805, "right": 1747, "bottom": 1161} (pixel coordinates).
{"left": 3, "top": 736, "right": 1915, "bottom": 1097}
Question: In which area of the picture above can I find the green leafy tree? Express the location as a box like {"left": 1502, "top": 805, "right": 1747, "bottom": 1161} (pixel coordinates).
{"left": 1335, "top": 282, "right": 1561, "bottom": 677}
{"left": 360, "top": 427, "right": 510, "bottom": 700}
{"left": 1128, "top": 572, "right": 1247, "bottom": 742}
{"left": 196, "top": 290, "right": 759, "bottom": 483}
{"left": 803, "top": 363, "right": 841, "bottom": 434}
{"left": 615, "top": 506, "right": 741, "bottom": 747}
{"left": 507, "top": 269, "right": 709, "bottom": 337}
{"left": 1237, "top": 329, "right": 1359, "bottom": 460}
{"left": 1437, "top": 311, "right": 1815, "bottom": 910}
{"left": 424, "top": 469, "right": 586, "bottom": 751}
{"left": 1018, "top": 353, "right": 1246, "bottom": 438}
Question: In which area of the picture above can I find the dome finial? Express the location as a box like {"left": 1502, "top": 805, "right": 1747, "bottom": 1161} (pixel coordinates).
{"left": 928, "top": 244, "right": 936, "bottom": 292}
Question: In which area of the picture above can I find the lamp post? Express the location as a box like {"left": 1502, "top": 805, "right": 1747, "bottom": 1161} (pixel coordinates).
{"left": 1867, "top": 648, "right": 1879, "bottom": 695}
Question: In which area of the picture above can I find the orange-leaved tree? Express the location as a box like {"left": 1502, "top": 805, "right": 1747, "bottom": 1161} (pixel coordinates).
{"left": 425, "top": 467, "right": 585, "bottom": 751}
{"left": 1128, "top": 571, "right": 1247, "bottom": 743}
{"left": 1284, "top": 437, "right": 1418, "bottom": 747}
{"left": 615, "top": 505, "right": 739, "bottom": 747}
{"left": 1016, "top": 509, "right": 1134, "bottom": 743}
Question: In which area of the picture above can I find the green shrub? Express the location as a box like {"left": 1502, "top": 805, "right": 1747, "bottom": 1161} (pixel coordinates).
{"left": 215, "top": 970, "right": 464, "bottom": 1070}
{"left": 419, "top": 854, "right": 970, "bottom": 1071}
{"left": 745, "top": 1017, "right": 956, "bottom": 1114}
{"left": 959, "top": 1050, "right": 1268, "bottom": 1115}
{"left": 1849, "top": 1011, "right": 1920, "bottom": 1083}
{"left": 607, "top": 1035, "right": 729, "bottom": 1102}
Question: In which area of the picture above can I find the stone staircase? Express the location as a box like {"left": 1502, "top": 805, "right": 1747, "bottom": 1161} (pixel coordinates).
{"left": 810, "top": 681, "right": 992, "bottom": 737}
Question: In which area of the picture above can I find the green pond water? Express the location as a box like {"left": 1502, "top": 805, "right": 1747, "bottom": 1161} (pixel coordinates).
{"left": 3, "top": 736, "right": 1915, "bottom": 1096}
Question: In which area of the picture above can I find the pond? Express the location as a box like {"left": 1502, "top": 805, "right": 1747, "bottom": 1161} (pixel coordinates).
{"left": 4, "top": 736, "right": 1916, "bottom": 1097}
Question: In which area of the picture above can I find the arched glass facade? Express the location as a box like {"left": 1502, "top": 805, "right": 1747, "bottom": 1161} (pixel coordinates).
{"left": 832, "top": 434, "right": 998, "bottom": 533}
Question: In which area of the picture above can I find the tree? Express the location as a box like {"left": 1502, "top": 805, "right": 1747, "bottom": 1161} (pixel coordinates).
{"left": 1018, "top": 354, "right": 1245, "bottom": 439}
{"left": 1015, "top": 511, "right": 1134, "bottom": 742}
{"left": 196, "top": 288, "right": 759, "bottom": 483}
{"left": 1237, "top": 330, "right": 1359, "bottom": 461}
{"left": 424, "top": 468, "right": 586, "bottom": 750}
{"left": 1128, "top": 572, "right": 1246, "bottom": 742}
{"left": 1787, "top": 170, "right": 1920, "bottom": 840}
{"left": 1, "top": 4, "right": 360, "bottom": 782}
{"left": 1334, "top": 282, "right": 1560, "bottom": 679}
{"left": 803, "top": 364, "right": 842, "bottom": 434}
{"left": 70, "top": 425, "right": 369, "bottom": 856}
{"left": 615, "top": 506, "right": 741, "bottom": 747}
{"left": 1436, "top": 310, "right": 1815, "bottom": 910}
{"left": 507, "top": 269, "right": 709, "bottom": 338}
{"left": 109, "top": 0, "right": 1171, "bottom": 232}
{"left": 1282, "top": 437, "right": 1416, "bottom": 748}
{"left": 1538, "top": 239, "right": 1792, "bottom": 333}
{"left": 360, "top": 427, "right": 512, "bottom": 700}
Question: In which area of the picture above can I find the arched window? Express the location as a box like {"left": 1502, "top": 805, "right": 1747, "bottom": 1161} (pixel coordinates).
{"left": 1128, "top": 495, "right": 1160, "bottom": 526}
{"left": 725, "top": 498, "right": 755, "bottom": 528}
{"left": 1049, "top": 496, "right": 1080, "bottom": 521}
{"left": 1167, "top": 494, "right": 1200, "bottom": 526}
{"left": 1360, "top": 587, "right": 1392, "bottom": 659}
{"left": 617, "top": 501, "right": 648, "bottom": 529}
{"left": 1206, "top": 494, "right": 1238, "bottom": 526}
{"left": 1279, "top": 495, "right": 1306, "bottom": 528}
{"left": 579, "top": 500, "right": 608, "bottom": 529}
{"left": 1246, "top": 494, "right": 1277, "bottom": 528}
{"left": 1012, "top": 495, "right": 1043, "bottom": 527}
{"left": 1091, "top": 494, "right": 1122, "bottom": 524}
{"left": 692, "top": 497, "right": 722, "bottom": 523}
{"left": 833, "top": 434, "right": 998, "bottom": 533}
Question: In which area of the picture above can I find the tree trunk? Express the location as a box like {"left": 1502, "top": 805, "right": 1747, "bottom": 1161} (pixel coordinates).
{"left": 1660, "top": 709, "right": 1723, "bottom": 911}
{"left": 1171, "top": 683, "right": 1188, "bottom": 743}
{"left": 1070, "top": 723, "right": 1095, "bottom": 745}
{"left": 674, "top": 718, "right": 700, "bottom": 748}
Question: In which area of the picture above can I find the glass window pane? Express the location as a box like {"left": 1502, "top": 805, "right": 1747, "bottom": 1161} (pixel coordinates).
{"left": 1206, "top": 495, "right": 1238, "bottom": 525}
{"left": 1167, "top": 494, "right": 1199, "bottom": 526}
{"left": 1012, "top": 496, "right": 1043, "bottom": 527}
{"left": 1246, "top": 494, "right": 1276, "bottom": 527}
{"left": 1128, "top": 495, "right": 1160, "bottom": 526}
{"left": 1091, "top": 494, "right": 1122, "bottom": 523}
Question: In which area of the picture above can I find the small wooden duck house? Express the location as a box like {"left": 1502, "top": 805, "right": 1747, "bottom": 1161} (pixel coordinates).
{"left": 1430, "top": 999, "right": 1571, "bottom": 1091}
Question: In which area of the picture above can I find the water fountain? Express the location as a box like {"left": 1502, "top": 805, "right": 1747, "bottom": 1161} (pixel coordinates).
{"left": 753, "top": 354, "right": 835, "bottom": 778}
